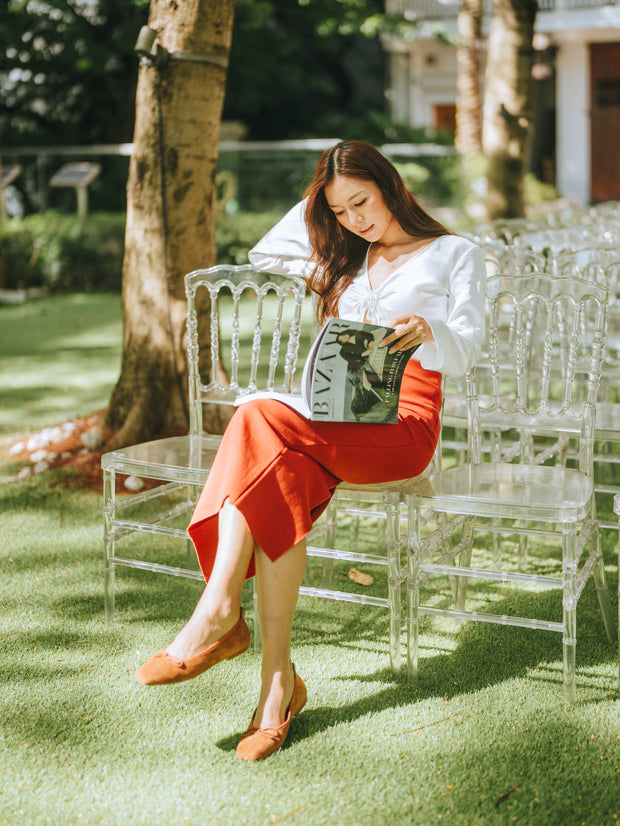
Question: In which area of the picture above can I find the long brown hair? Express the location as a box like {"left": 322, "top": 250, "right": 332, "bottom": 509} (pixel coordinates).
{"left": 304, "top": 140, "right": 451, "bottom": 322}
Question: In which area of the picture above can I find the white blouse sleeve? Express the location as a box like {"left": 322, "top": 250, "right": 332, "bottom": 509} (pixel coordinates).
{"left": 418, "top": 243, "right": 486, "bottom": 378}
{"left": 248, "top": 200, "right": 314, "bottom": 278}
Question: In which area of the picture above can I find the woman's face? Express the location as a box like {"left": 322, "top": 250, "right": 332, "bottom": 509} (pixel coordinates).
{"left": 323, "top": 175, "right": 395, "bottom": 244}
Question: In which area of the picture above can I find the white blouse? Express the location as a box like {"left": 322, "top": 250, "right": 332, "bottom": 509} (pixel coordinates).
{"left": 249, "top": 200, "right": 486, "bottom": 378}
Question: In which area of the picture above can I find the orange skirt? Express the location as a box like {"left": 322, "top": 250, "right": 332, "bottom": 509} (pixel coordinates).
{"left": 188, "top": 359, "right": 442, "bottom": 581}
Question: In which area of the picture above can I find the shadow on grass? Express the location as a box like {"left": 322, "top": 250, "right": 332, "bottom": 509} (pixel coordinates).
{"left": 212, "top": 583, "right": 618, "bottom": 754}
{"left": 108, "top": 561, "right": 617, "bottom": 676}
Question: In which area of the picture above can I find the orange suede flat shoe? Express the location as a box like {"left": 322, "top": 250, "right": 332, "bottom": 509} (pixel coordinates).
{"left": 135, "top": 610, "right": 250, "bottom": 685}
{"left": 235, "top": 665, "right": 307, "bottom": 761}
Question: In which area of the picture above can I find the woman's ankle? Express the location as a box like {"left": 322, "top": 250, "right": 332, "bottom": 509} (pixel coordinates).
{"left": 166, "top": 605, "right": 240, "bottom": 658}
{"left": 254, "top": 663, "right": 295, "bottom": 727}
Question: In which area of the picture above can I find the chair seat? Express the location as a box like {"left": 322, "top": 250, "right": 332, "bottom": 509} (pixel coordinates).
{"left": 101, "top": 434, "right": 222, "bottom": 485}
{"left": 336, "top": 471, "right": 435, "bottom": 497}
{"left": 595, "top": 401, "right": 620, "bottom": 440}
{"left": 411, "top": 462, "right": 593, "bottom": 522}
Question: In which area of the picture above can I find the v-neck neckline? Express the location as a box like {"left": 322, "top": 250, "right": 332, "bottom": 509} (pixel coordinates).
{"left": 364, "top": 237, "right": 440, "bottom": 292}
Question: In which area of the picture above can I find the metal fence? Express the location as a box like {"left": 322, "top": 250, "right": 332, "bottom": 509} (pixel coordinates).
{"left": 2, "top": 140, "right": 456, "bottom": 218}
{"left": 386, "top": 0, "right": 611, "bottom": 19}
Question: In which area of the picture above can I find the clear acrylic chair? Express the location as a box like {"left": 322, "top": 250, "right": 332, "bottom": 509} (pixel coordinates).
{"left": 614, "top": 491, "right": 620, "bottom": 695}
{"left": 301, "top": 450, "right": 441, "bottom": 676}
{"left": 548, "top": 254, "right": 620, "bottom": 531}
{"left": 474, "top": 217, "right": 542, "bottom": 245}
{"left": 101, "top": 264, "right": 307, "bottom": 623}
{"left": 552, "top": 246, "right": 620, "bottom": 278}
{"left": 480, "top": 240, "right": 546, "bottom": 277}
{"left": 403, "top": 273, "right": 616, "bottom": 701}
{"left": 513, "top": 226, "right": 599, "bottom": 258}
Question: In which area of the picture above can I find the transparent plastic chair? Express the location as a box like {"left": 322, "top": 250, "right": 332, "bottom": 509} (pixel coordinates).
{"left": 474, "top": 217, "right": 542, "bottom": 245}
{"left": 480, "top": 241, "right": 546, "bottom": 277}
{"left": 403, "top": 273, "right": 616, "bottom": 701}
{"left": 101, "top": 262, "right": 433, "bottom": 674}
{"left": 513, "top": 226, "right": 600, "bottom": 257}
{"left": 300, "top": 445, "right": 442, "bottom": 676}
{"left": 551, "top": 253, "right": 620, "bottom": 529}
{"left": 614, "top": 491, "right": 620, "bottom": 695}
{"left": 552, "top": 246, "right": 620, "bottom": 278}
{"left": 101, "top": 264, "right": 307, "bottom": 624}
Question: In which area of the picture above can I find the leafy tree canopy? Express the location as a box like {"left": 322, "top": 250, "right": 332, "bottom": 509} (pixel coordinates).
{"left": 224, "top": 0, "right": 387, "bottom": 140}
{"left": 0, "top": 0, "right": 395, "bottom": 147}
{"left": 0, "top": 0, "right": 149, "bottom": 146}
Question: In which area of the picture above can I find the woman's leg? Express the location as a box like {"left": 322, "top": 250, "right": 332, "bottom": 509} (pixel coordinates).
{"left": 165, "top": 500, "right": 255, "bottom": 660}
{"left": 251, "top": 538, "right": 307, "bottom": 728}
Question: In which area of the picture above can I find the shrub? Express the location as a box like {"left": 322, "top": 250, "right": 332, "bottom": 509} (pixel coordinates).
{"left": 1, "top": 212, "right": 126, "bottom": 292}
{"left": 1, "top": 208, "right": 291, "bottom": 293}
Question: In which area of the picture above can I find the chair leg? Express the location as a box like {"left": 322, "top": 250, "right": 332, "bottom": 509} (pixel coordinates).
{"left": 517, "top": 531, "right": 529, "bottom": 573}
{"left": 310, "top": 497, "right": 336, "bottom": 590}
{"left": 385, "top": 491, "right": 402, "bottom": 675}
{"left": 185, "top": 485, "right": 201, "bottom": 571}
{"left": 592, "top": 553, "right": 616, "bottom": 643}
{"left": 103, "top": 469, "right": 115, "bottom": 625}
{"left": 185, "top": 539, "right": 200, "bottom": 571}
{"left": 453, "top": 516, "right": 475, "bottom": 613}
{"left": 562, "top": 524, "right": 578, "bottom": 703}
{"left": 253, "top": 580, "right": 262, "bottom": 655}
{"left": 562, "top": 634, "right": 577, "bottom": 704}
{"left": 406, "top": 500, "right": 422, "bottom": 684}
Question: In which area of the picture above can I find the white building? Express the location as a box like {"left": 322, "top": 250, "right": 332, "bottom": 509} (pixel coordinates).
{"left": 384, "top": 0, "right": 620, "bottom": 205}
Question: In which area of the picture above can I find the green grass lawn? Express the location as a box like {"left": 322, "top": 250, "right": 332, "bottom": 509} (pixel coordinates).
{"left": 0, "top": 293, "right": 123, "bottom": 445}
{"left": 1, "top": 294, "right": 619, "bottom": 825}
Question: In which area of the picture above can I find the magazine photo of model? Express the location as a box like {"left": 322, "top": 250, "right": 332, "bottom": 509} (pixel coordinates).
{"left": 313, "top": 320, "right": 417, "bottom": 422}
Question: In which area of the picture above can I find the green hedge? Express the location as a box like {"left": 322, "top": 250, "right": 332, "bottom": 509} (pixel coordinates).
{"left": 0, "top": 209, "right": 286, "bottom": 293}
{"left": 0, "top": 170, "right": 560, "bottom": 294}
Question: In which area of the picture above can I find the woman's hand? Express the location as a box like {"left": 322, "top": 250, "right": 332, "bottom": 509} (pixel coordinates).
{"left": 379, "top": 314, "right": 433, "bottom": 354}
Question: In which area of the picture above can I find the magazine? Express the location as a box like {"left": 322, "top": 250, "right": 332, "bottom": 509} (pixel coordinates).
{"left": 235, "top": 318, "right": 420, "bottom": 423}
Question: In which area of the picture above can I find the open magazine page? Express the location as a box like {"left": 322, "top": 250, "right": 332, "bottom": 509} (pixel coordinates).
{"left": 233, "top": 326, "right": 327, "bottom": 418}
{"left": 234, "top": 318, "right": 418, "bottom": 422}
{"left": 309, "top": 318, "right": 418, "bottom": 423}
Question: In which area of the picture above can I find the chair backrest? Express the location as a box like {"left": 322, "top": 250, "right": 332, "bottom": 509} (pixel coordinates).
{"left": 467, "top": 273, "right": 609, "bottom": 473}
{"left": 475, "top": 217, "right": 541, "bottom": 244}
{"left": 185, "top": 264, "right": 307, "bottom": 436}
{"left": 552, "top": 246, "right": 620, "bottom": 278}
{"left": 513, "top": 227, "right": 598, "bottom": 256}
{"left": 480, "top": 240, "right": 546, "bottom": 277}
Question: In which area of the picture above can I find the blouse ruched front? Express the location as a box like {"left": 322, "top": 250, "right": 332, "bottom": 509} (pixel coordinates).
{"left": 249, "top": 199, "right": 486, "bottom": 378}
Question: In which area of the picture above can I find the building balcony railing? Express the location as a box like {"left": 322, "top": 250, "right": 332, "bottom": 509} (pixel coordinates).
{"left": 386, "top": 0, "right": 615, "bottom": 21}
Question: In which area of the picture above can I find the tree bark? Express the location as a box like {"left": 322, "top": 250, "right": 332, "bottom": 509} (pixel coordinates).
{"left": 482, "top": 0, "right": 537, "bottom": 220}
{"left": 105, "top": 0, "right": 235, "bottom": 449}
{"left": 456, "top": 0, "right": 485, "bottom": 216}
{"left": 456, "top": 0, "right": 483, "bottom": 156}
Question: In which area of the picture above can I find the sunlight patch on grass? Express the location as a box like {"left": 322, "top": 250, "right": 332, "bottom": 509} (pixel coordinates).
{"left": 0, "top": 294, "right": 122, "bottom": 442}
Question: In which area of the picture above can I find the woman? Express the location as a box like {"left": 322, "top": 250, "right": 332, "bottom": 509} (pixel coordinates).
{"left": 135, "top": 141, "right": 486, "bottom": 761}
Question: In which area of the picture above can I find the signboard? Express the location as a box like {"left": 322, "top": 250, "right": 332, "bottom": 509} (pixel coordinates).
{"left": 50, "top": 162, "right": 101, "bottom": 188}
{"left": 50, "top": 162, "right": 102, "bottom": 217}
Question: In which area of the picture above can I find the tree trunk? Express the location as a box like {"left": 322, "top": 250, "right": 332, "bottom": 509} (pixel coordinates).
{"left": 482, "top": 0, "right": 537, "bottom": 220}
{"left": 456, "top": 0, "right": 485, "bottom": 217}
{"left": 105, "top": 0, "right": 235, "bottom": 449}
{"left": 456, "top": 0, "right": 483, "bottom": 156}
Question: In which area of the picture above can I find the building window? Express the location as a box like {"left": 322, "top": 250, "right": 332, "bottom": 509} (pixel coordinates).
{"left": 596, "top": 78, "right": 620, "bottom": 108}
{"left": 434, "top": 104, "right": 456, "bottom": 134}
